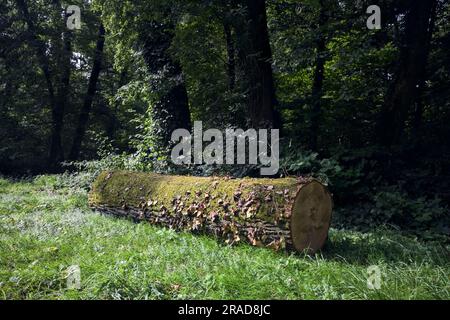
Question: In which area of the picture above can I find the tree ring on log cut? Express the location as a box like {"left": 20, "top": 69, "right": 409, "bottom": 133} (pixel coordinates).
{"left": 290, "top": 180, "right": 333, "bottom": 254}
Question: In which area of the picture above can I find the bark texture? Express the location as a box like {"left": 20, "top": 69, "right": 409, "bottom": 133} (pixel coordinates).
{"left": 89, "top": 171, "right": 333, "bottom": 253}
{"left": 224, "top": 21, "right": 236, "bottom": 91}
{"left": 310, "top": 0, "right": 329, "bottom": 151}
{"left": 49, "top": 0, "right": 72, "bottom": 167}
{"left": 141, "top": 21, "right": 191, "bottom": 154}
{"left": 234, "top": 0, "right": 279, "bottom": 129}
{"left": 69, "top": 23, "right": 106, "bottom": 161}
{"left": 377, "top": 0, "right": 437, "bottom": 146}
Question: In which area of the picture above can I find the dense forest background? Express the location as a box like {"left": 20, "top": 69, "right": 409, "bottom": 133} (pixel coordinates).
{"left": 1, "top": 0, "right": 449, "bottom": 240}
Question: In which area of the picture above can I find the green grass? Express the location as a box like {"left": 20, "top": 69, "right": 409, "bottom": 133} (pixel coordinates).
{"left": 0, "top": 175, "right": 448, "bottom": 300}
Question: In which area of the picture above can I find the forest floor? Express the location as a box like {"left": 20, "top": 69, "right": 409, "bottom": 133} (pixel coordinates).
{"left": 0, "top": 175, "right": 448, "bottom": 300}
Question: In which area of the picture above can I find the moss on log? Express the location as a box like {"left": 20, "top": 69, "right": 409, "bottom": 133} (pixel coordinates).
{"left": 89, "top": 171, "right": 333, "bottom": 253}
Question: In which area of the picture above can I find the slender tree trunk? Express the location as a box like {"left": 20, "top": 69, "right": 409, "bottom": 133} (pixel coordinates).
{"left": 1, "top": 62, "right": 14, "bottom": 110}
{"left": 50, "top": 27, "right": 72, "bottom": 166}
{"left": 377, "top": 0, "right": 437, "bottom": 146}
{"left": 235, "top": 0, "right": 279, "bottom": 129}
{"left": 224, "top": 21, "right": 236, "bottom": 91}
{"left": 43, "top": 0, "right": 72, "bottom": 167}
{"left": 310, "top": 0, "right": 328, "bottom": 151}
{"left": 412, "top": 1, "right": 438, "bottom": 144}
{"left": 69, "top": 23, "right": 106, "bottom": 161}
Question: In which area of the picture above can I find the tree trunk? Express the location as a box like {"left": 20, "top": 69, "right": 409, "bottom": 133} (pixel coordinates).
{"left": 377, "top": 0, "right": 437, "bottom": 146}
{"left": 412, "top": 1, "right": 438, "bottom": 144}
{"left": 50, "top": 28, "right": 72, "bottom": 167}
{"left": 89, "top": 171, "right": 333, "bottom": 254}
{"left": 224, "top": 21, "right": 236, "bottom": 91}
{"left": 69, "top": 23, "right": 106, "bottom": 161}
{"left": 234, "top": 0, "right": 279, "bottom": 129}
{"left": 141, "top": 21, "right": 191, "bottom": 155}
{"left": 310, "top": 0, "right": 329, "bottom": 151}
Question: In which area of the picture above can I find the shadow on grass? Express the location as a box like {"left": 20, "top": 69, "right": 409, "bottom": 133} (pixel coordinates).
{"left": 95, "top": 206, "right": 449, "bottom": 268}
{"left": 320, "top": 228, "right": 450, "bottom": 266}
{"left": 116, "top": 211, "right": 450, "bottom": 269}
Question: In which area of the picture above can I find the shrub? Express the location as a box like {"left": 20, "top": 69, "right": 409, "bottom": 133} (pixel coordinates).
{"left": 280, "top": 147, "right": 365, "bottom": 202}
{"left": 372, "top": 187, "right": 449, "bottom": 235}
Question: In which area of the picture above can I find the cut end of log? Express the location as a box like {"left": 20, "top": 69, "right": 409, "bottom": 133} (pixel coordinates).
{"left": 290, "top": 181, "right": 333, "bottom": 254}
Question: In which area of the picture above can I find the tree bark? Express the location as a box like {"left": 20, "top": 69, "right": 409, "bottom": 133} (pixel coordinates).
{"left": 140, "top": 21, "right": 191, "bottom": 155}
{"left": 234, "top": 0, "right": 279, "bottom": 129}
{"left": 412, "top": 1, "right": 438, "bottom": 144}
{"left": 89, "top": 171, "right": 333, "bottom": 254}
{"left": 310, "top": 0, "right": 329, "bottom": 151}
{"left": 50, "top": 28, "right": 72, "bottom": 167}
{"left": 69, "top": 23, "right": 106, "bottom": 161}
{"left": 377, "top": 0, "right": 437, "bottom": 146}
{"left": 224, "top": 21, "right": 236, "bottom": 91}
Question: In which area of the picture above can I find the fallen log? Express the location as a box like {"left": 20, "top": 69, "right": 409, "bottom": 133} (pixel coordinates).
{"left": 89, "top": 171, "right": 333, "bottom": 253}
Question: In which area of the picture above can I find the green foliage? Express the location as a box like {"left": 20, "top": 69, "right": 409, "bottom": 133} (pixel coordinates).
{"left": 333, "top": 188, "right": 450, "bottom": 242}
{"left": 282, "top": 149, "right": 341, "bottom": 181}
{"left": 128, "top": 102, "right": 175, "bottom": 174}
{"left": 280, "top": 146, "right": 364, "bottom": 198}
{"left": 372, "top": 187, "right": 449, "bottom": 234}
{"left": 280, "top": 145, "right": 450, "bottom": 240}
{"left": 59, "top": 156, "right": 127, "bottom": 190}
